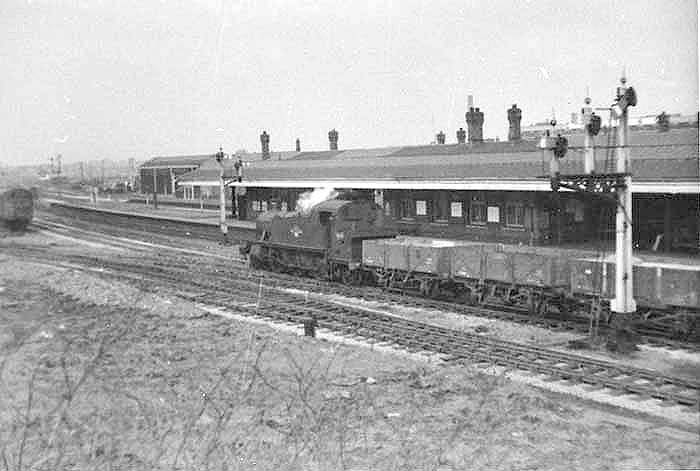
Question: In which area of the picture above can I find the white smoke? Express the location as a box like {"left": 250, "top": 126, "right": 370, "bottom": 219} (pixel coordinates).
{"left": 296, "top": 187, "right": 338, "bottom": 213}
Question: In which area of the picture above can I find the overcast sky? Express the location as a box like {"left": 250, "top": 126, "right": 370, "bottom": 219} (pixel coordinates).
{"left": 1, "top": 0, "right": 697, "bottom": 166}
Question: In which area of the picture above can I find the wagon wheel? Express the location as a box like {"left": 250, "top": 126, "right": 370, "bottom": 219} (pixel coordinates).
{"left": 428, "top": 280, "right": 441, "bottom": 299}
{"left": 341, "top": 269, "right": 354, "bottom": 286}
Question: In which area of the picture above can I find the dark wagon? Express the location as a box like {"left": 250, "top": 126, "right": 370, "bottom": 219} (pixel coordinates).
{"left": 0, "top": 188, "right": 35, "bottom": 231}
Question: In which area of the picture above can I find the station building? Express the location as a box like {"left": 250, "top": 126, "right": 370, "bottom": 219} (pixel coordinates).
{"left": 139, "top": 155, "right": 213, "bottom": 198}
{"left": 176, "top": 120, "right": 699, "bottom": 254}
{"left": 139, "top": 144, "right": 300, "bottom": 200}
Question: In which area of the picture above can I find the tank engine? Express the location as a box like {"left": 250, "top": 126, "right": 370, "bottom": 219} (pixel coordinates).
{"left": 0, "top": 188, "right": 34, "bottom": 231}
{"left": 247, "top": 199, "right": 397, "bottom": 282}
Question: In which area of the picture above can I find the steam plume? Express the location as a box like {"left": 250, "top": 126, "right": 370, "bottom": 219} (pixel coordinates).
{"left": 296, "top": 187, "right": 338, "bottom": 213}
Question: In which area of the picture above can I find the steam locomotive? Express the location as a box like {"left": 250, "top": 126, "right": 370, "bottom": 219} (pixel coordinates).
{"left": 0, "top": 188, "right": 34, "bottom": 231}
{"left": 246, "top": 198, "right": 699, "bottom": 339}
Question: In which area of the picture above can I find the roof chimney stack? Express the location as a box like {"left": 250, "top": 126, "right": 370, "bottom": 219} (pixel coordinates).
{"left": 465, "top": 107, "right": 484, "bottom": 143}
{"left": 260, "top": 131, "right": 270, "bottom": 160}
{"left": 508, "top": 104, "right": 522, "bottom": 141}
{"left": 328, "top": 129, "right": 339, "bottom": 150}
{"left": 436, "top": 131, "right": 445, "bottom": 144}
{"left": 295, "top": 138, "right": 301, "bottom": 152}
{"left": 456, "top": 127, "right": 466, "bottom": 144}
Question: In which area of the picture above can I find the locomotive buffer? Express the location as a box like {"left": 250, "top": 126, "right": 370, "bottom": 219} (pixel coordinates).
{"left": 541, "top": 76, "right": 637, "bottom": 316}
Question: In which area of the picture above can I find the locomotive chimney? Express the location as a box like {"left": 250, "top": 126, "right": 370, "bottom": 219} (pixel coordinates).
{"left": 508, "top": 104, "right": 522, "bottom": 141}
{"left": 465, "top": 107, "right": 484, "bottom": 143}
{"left": 295, "top": 138, "right": 301, "bottom": 152}
{"left": 436, "top": 131, "right": 446, "bottom": 144}
{"left": 456, "top": 127, "right": 466, "bottom": 144}
{"left": 260, "top": 131, "right": 270, "bottom": 160}
{"left": 328, "top": 129, "right": 339, "bottom": 150}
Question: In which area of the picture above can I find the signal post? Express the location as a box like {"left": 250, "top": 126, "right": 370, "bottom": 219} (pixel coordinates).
{"left": 543, "top": 76, "right": 637, "bottom": 319}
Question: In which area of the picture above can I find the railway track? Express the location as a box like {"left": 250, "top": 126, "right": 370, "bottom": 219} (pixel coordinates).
{"left": 44, "top": 201, "right": 255, "bottom": 243}
{"left": 5, "top": 244, "right": 700, "bottom": 412}
{"left": 31, "top": 209, "right": 700, "bottom": 350}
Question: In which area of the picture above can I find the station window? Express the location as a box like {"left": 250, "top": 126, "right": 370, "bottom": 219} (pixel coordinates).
{"left": 415, "top": 200, "right": 427, "bottom": 216}
{"left": 431, "top": 198, "right": 446, "bottom": 221}
{"left": 487, "top": 206, "right": 500, "bottom": 223}
{"left": 506, "top": 203, "right": 525, "bottom": 227}
{"left": 400, "top": 199, "right": 412, "bottom": 219}
{"left": 450, "top": 201, "right": 463, "bottom": 218}
{"left": 384, "top": 201, "right": 392, "bottom": 217}
{"left": 374, "top": 190, "right": 384, "bottom": 206}
{"left": 470, "top": 201, "right": 487, "bottom": 224}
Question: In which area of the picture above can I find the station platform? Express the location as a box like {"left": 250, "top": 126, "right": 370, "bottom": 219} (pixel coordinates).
{"left": 42, "top": 195, "right": 256, "bottom": 230}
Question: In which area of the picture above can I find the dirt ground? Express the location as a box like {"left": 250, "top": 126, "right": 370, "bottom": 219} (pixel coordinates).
{"left": 1, "top": 244, "right": 699, "bottom": 470}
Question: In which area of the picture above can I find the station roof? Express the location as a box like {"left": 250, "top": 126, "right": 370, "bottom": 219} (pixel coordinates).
{"left": 177, "top": 128, "right": 699, "bottom": 194}
{"left": 140, "top": 150, "right": 301, "bottom": 169}
{"left": 139, "top": 154, "right": 214, "bottom": 169}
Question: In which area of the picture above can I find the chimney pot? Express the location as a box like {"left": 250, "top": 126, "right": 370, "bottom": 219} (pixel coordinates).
{"left": 328, "top": 129, "right": 339, "bottom": 150}
{"left": 508, "top": 104, "right": 522, "bottom": 141}
{"left": 456, "top": 127, "right": 466, "bottom": 144}
{"left": 260, "top": 131, "right": 270, "bottom": 160}
{"left": 436, "top": 131, "right": 446, "bottom": 144}
{"left": 465, "top": 107, "right": 484, "bottom": 143}
{"left": 295, "top": 138, "right": 301, "bottom": 152}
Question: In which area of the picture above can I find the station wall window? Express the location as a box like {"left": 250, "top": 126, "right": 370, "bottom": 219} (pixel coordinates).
{"left": 450, "top": 201, "right": 463, "bottom": 218}
{"left": 487, "top": 206, "right": 500, "bottom": 223}
{"left": 470, "top": 201, "right": 487, "bottom": 224}
{"left": 506, "top": 203, "right": 525, "bottom": 227}
{"left": 400, "top": 199, "right": 412, "bottom": 219}
{"left": 431, "top": 197, "right": 447, "bottom": 222}
{"left": 384, "top": 201, "right": 392, "bottom": 217}
{"left": 415, "top": 200, "right": 428, "bottom": 216}
{"left": 374, "top": 190, "right": 384, "bottom": 206}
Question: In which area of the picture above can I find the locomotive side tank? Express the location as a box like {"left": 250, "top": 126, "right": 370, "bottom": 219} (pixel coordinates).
{"left": 0, "top": 188, "right": 34, "bottom": 231}
{"left": 249, "top": 199, "right": 397, "bottom": 281}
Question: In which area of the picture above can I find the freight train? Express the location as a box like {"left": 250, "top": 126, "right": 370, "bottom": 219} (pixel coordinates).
{"left": 245, "top": 198, "right": 699, "bottom": 340}
{"left": 0, "top": 188, "right": 34, "bottom": 231}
